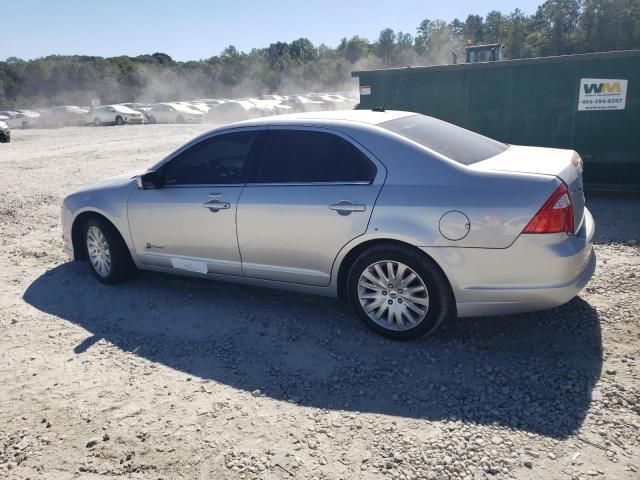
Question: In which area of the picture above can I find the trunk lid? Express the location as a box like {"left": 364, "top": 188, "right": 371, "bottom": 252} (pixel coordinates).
{"left": 471, "top": 145, "right": 586, "bottom": 233}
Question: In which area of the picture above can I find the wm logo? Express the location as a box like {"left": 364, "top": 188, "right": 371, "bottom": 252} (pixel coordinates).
{"left": 583, "top": 82, "right": 621, "bottom": 94}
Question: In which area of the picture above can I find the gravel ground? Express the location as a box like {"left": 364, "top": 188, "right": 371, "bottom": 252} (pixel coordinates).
{"left": 0, "top": 125, "right": 639, "bottom": 480}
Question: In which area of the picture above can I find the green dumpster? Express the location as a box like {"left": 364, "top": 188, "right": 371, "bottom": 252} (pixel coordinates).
{"left": 353, "top": 50, "right": 640, "bottom": 192}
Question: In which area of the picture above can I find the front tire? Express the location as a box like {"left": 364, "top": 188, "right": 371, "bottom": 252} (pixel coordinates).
{"left": 83, "top": 218, "right": 134, "bottom": 284}
{"left": 346, "top": 244, "right": 453, "bottom": 340}
{"left": 176, "top": 115, "right": 185, "bottom": 124}
{"left": 115, "top": 115, "right": 124, "bottom": 126}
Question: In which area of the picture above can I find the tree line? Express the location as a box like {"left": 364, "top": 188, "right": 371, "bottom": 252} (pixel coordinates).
{"left": 1, "top": 0, "right": 638, "bottom": 109}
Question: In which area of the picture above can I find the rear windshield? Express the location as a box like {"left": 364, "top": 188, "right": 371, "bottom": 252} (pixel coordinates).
{"left": 379, "top": 114, "right": 508, "bottom": 165}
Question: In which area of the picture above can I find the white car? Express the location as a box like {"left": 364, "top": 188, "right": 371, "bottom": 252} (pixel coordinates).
{"left": 285, "top": 95, "right": 325, "bottom": 112}
{"left": 260, "top": 94, "right": 287, "bottom": 102}
{"left": 179, "top": 102, "right": 210, "bottom": 114}
{"left": 246, "top": 98, "right": 292, "bottom": 116}
{"left": 0, "top": 110, "right": 19, "bottom": 120}
{"left": 89, "top": 105, "right": 145, "bottom": 126}
{"left": 120, "top": 103, "right": 153, "bottom": 117}
{"left": 207, "top": 100, "right": 257, "bottom": 122}
{"left": 0, "top": 120, "right": 10, "bottom": 142}
{"left": 4, "top": 111, "right": 40, "bottom": 129}
{"left": 146, "top": 103, "right": 205, "bottom": 124}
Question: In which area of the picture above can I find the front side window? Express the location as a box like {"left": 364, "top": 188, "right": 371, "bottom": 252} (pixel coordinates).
{"left": 256, "top": 130, "right": 376, "bottom": 183}
{"left": 163, "top": 131, "right": 257, "bottom": 185}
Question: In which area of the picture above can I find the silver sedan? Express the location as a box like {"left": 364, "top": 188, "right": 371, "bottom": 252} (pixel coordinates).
{"left": 61, "top": 110, "right": 596, "bottom": 339}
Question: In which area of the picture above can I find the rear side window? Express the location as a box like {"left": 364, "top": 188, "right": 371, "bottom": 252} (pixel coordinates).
{"left": 379, "top": 114, "right": 508, "bottom": 165}
{"left": 256, "top": 130, "right": 376, "bottom": 183}
{"left": 163, "top": 131, "right": 257, "bottom": 185}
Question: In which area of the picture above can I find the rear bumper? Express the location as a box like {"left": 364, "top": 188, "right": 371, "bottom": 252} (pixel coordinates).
{"left": 422, "top": 207, "right": 596, "bottom": 317}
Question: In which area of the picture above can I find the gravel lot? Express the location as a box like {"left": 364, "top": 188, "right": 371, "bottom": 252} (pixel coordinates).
{"left": 1, "top": 125, "right": 639, "bottom": 480}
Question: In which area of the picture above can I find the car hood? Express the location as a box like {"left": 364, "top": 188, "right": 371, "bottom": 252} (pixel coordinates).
{"left": 73, "top": 170, "right": 143, "bottom": 193}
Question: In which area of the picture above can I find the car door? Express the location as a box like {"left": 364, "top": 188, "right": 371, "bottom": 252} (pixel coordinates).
{"left": 128, "top": 129, "right": 263, "bottom": 276}
{"left": 6, "top": 115, "right": 21, "bottom": 128}
{"left": 152, "top": 106, "right": 165, "bottom": 123}
{"left": 237, "top": 127, "right": 385, "bottom": 286}
{"left": 164, "top": 105, "right": 177, "bottom": 123}
{"left": 97, "top": 107, "right": 108, "bottom": 123}
{"left": 105, "top": 107, "right": 116, "bottom": 123}
{"left": 154, "top": 105, "right": 170, "bottom": 123}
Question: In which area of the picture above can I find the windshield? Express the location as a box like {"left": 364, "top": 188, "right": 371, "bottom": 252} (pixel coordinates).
{"left": 379, "top": 114, "right": 508, "bottom": 165}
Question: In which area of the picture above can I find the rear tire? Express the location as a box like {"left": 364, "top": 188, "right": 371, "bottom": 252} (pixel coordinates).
{"left": 83, "top": 217, "right": 135, "bottom": 284}
{"left": 93, "top": 118, "right": 101, "bottom": 127}
{"left": 346, "top": 244, "right": 453, "bottom": 340}
{"left": 176, "top": 115, "right": 185, "bottom": 124}
{"left": 148, "top": 116, "right": 156, "bottom": 124}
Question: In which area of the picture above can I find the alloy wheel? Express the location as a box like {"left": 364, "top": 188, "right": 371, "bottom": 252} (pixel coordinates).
{"left": 86, "top": 225, "right": 111, "bottom": 277}
{"left": 357, "top": 260, "right": 430, "bottom": 331}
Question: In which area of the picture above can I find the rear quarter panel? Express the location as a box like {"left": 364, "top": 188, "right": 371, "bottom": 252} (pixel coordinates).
{"left": 345, "top": 125, "right": 560, "bottom": 248}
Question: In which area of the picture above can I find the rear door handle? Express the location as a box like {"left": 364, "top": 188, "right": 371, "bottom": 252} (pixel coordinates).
{"left": 329, "top": 201, "right": 366, "bottom": 215}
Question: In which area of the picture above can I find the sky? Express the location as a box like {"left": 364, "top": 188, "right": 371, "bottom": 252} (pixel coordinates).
{"left": 2, "top": 1, "right": 543, "bottom": 61}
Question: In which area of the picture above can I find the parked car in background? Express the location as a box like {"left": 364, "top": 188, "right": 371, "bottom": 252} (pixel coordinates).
{"left": 260, "top": 94, "right": 287, "bottom": 102}
{"left": 247, "top": 98, "right": 292, "bottom": 116}
{"left": 207, "top": 100, "right": 255, "bottom": 122}
{"left": 0, "top": 110, "right": 20, "bottom": 120}
{"left": 120, "top": 103, "right": 153, "bottom": 118}
{"left": 4, "top": 111, "right": 40, "bottom": 129}
{"left": 197, "top": 99, "right": 228, "bottom": 108}
{"left": 88, "top": 105, "right": 145, "bottom": 126}
{"left": 284, "top": 94, "right": 324, "bottom": 112}
{"left": 0, "top": 120, "right": 10, "bottom": 142}
{"left": 60, "top": 110, "right": 595, "bottom": 340}
{"left": 146, "top": 103, "right": 205, "bottom": 124}
{"left": 179, "top": 102, "right": 210, "bottom": 114}
{"left": 39, "top": 106, "right": 88, "bottom": 128}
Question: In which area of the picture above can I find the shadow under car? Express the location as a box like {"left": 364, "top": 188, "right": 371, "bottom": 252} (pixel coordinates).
{"left": 24, "top": 261, "right": 603, "bottom": 439}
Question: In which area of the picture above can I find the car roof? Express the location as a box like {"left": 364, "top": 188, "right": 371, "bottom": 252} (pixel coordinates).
{"left": 231, "top": 109, "right": 416, "bottom": 128}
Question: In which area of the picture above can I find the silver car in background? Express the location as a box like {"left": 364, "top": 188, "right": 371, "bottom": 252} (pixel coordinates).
{"left": 88, "top": 104, "right": 145, "bottom": 126}
{"left": 3, "top": 110, "right": 40, "bottom": 129}
{"left": 146, "top": 103, "right": 205, "bottom": 124}
{"left": 61, "top": 110, "right": 595, "bottom": 339}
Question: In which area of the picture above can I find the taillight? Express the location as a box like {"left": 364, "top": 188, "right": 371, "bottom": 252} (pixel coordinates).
{"left": 571, "top": 152, "right": 583, "bottom": 171}
{"left": 523, "top": 183, "right": 574, "bottom": 234}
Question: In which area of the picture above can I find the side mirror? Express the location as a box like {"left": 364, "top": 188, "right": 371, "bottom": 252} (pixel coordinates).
{"left": 136, "top": 171, "right": 164, "bottom": 190}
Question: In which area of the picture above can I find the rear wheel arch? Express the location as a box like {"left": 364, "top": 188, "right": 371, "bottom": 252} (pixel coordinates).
{"left": 335, "top": 238, "right": 455, "bottom": 306}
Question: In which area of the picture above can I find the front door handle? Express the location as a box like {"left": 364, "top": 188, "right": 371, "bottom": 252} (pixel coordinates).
{"left": 202, "top": 200, "right": 231, "bottom": 211}
{"left": 329, "top": 201, "right": 366, "bottom": 215}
